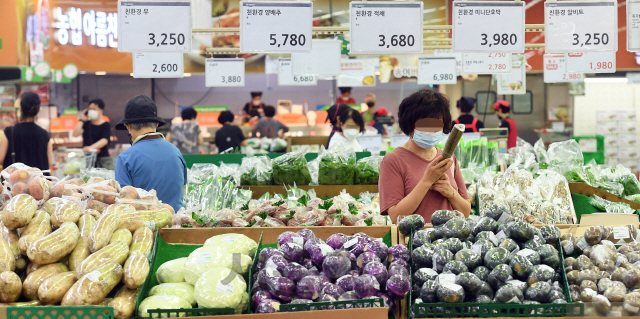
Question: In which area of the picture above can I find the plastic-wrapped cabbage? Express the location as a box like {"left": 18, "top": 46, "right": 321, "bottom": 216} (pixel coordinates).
{"left": 318, "top": 145, "right": 356, "bottom": 185}
{"left": 437, "top": 282, "right": 465, "bottom": 303}
{"left": 156, "top": 258, "right": 187, "bottom": 284}
{"left": 138, "top": 295, "right": 192, "bottom": 318}
{"left": 272, "top": 149, "right": 312, "bottom": 185}
{"left": 194, "top": 267, "right": 247, "bottom": 309}
{"left": 398, "top": 214, "right": 425, "bottom": 235}
{"left": 184, "top": 246, "right": 252, "bottom": 285}
{"left": 149, "top": 283, "right": 196, "bottom": 307}
{"left": 355, "top": 156, "right": 383, "bottom": 185}
{"left": 203, "top": 234, "right": 258, "bottom": 257}
{"left": 240, "top": 156, "right": 273, "bottom": 186}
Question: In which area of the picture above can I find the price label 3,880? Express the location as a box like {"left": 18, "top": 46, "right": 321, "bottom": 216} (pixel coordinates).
{"left": 453, "top": 1, "right": 525, "bottom": 53}
{"left": 278, "top": 59, "right": 317, "bottom": 86}
{"left": 205, "top": 58, "right": 246, "bottom": 87}
{"left": 417, "top": 57, "right": 457, "bottom": 85}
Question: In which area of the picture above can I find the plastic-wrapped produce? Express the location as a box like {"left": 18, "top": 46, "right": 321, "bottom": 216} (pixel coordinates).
{"left": 437, "top": 282, "right": 465, "bottom": 303}
{"left": 203, "top": 234, "right": 258, "bottom": 257}
{"left": 272, "top": 150, "right": 312, "bottom": 185}
{"left": 317, "top": 146, "right": 356, "bottom": 185}
{"left": 239, "top": 156, "right": 272, "bottom": 186}
{"left": 183, "top": 246, "right": 252, "bottom": 285}
{"left": 354, "top": 156, "right": 383, "bottom": 185}
{"left": 495, "top": 285, "right": 524, "bottom": 303}
{"left": 194, "top": 267, "right": 247, "bottom": 310}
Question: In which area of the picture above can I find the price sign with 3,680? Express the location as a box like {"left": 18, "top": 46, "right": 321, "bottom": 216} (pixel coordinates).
{"left": 545, "top": 1, "right": 617, "bottom": 53}
{"left": 205, "top": 58, "right": 246, "bottom": 87}
{"left": 118, "top": 0, "right": 191, "bottom": 52}
{"left": 240, "top": 1, "right": 313, "bottom": 53}
{"left": 452, "top": 1, "right": 525, "bottom": 53}
{"left": 349, "top": 2, "right": 423, "bottom": 54}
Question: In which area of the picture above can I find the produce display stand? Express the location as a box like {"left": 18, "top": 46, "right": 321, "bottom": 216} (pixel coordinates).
{"left": 182, "top": 152, "right": 372, "bottom": 169}
{"left": 239, "top": 184, "right": 379, "bottom": 199}
{"left": 569, "top": 182, "right": 640, "bottom": 210}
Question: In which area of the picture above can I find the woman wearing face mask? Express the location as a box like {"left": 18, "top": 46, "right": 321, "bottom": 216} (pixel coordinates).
{"left": 328, "top": 108, "right": 365, "bottom": 152}
{"left": 336, "top": 87, "right": 356, "bottom": 105}
{"left": 379, "top": 89, "right": 471, "bottom": 223}
{"left": 72, "top": 98, "right": 113, "bottom": 169}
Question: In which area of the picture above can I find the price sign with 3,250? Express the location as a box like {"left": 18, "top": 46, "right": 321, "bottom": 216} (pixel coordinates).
{"left": 350, "top": 2, "right": 423, "bottom": 54}
{"left": 417, "top": 57, "right": 457, "bottom": 85}
{"left": 453, "top": 1, "right": 525, "bottom": 53}
{"left": 545, "top": 1, "right": 617, "bottom": 52}
{"left": 132, "top": 52, "right": 184, "bottom": 78}
{"left": 118, "top": 0, "right": 191, "bottom": 52}
{"left": 205, "top": 58, "right": 246, "bottom": 87}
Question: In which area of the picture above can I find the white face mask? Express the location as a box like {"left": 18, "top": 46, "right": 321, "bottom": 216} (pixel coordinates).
{"left": 88, "top": 110, "right": 99, "bottom": 121}
{"left": 252, "top": 100, "right": 261, "bottom": 106}
{"left": 343, "top": 128, "right": 359, "bottom": 141}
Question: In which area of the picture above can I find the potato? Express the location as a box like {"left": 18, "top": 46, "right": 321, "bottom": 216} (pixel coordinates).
{"left": 123, "top": 251, "right": 149, "bottom": 289}
{"left": 0, "top": 271, "right": 21, "bottom": 302}
{"left": 0, "top": 222, "right": 20, "bottom": 259}
{"left": 11, "top": 182, "right": 28, "bottom": 197}
{"left": 78, "top": 215, "right": 96, "bottom": 240}
{"left": 49, "top": 182, "right": 74, "bottom": 198}
{"left": 9, "top": 170, "right": 29, "bottom": 184}
{"left": 18, "top": 211, "right": 51, "bottom": 255}
{"left": 37, "top": 271, "right": 76, "bottom": 304}
{"left": 80, "top": 209, "right": 102, "bottom": 221}
{"left": 2, "top": 194, "right": 37, "bottom": 230}
{"left": 51, "top": 201, "right": 80, "bottom": 228}
{"left": 109, "top": 287, "right": 140, "bottom": 319}
{"left": 68, "top": 238, "right": 91, "bottom": 272}
{"left": 62, "top": 263, "right": 123, "bottom": 306}
{"left": 44, "top": 198, "right": 64, "bottom": 215}
{"left": 22, "top": 263, "right": 68, "bottom": 300}
{"left": 86, "top": 177, "right": 105, "bottom": 185}
{"left": 86, "top": 200, "right": 108, "bottom": 213}
{"left": 110, "top": 229, "right": 133, "bottom": 246}
{"left": 76, "top": 241, "right": 129, "bottom": 279}
{"left": 27, "top": 222, "right": 80, "bottom": 265}
{"left": 89, "top": 213, "right": 120, "bottom": 253}
{"left": 118, "top": 209, "right": 171, "bottom": 233}
{"left": 0, "top": 235, "right": 15, "bottom": 272}
{"left": 130, "top": 227, "right": 154, "bottom": 258}
{"left": 0, "top": 300, "right": 41, "bottom": 307}
{"left": 26, "top": 262, "right": 42, "bottom": 275}
{"left": 119, "top": 186, "right": 139, "bottom": 200}
{"left": 93, "top": 186, "right": 118, "bottom": 205}
{"left": 27, "top": 177, "right": 49, "bottom": 201}
{"left": 104, "top": 204, "right": 136, "bottom": 216}
{"left": 161, "top": 203, "right": 175, "bottom": 215}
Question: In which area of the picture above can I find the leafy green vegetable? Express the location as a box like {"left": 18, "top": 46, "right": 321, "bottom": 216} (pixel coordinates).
{"left": 298, "top": 196, "right": 308, "bottom": 206}
{"left": 181, "top": 223, "right": 193, "bottom": 228}
{"left": 272, "top": 151, "right": 312, "bottom": 185}
{"left": 319, "top": 199, "right": 333, "bottom": 210}
{"left": 318, "top": 153, "right": 356, "bottom": 185}
{"left": 348, "top": 203, "right": 358, "bottom": 215}
{"left": 620, "top": 174, "right": 640, "bottom": 196}
{"left": 240, "top": 156, "right": 273, "bottom": 186}
{"left": 257, "top": 211, "right": 268, "bottom": 219}
{"left": 248, "top": 219, "right": 257, "bottom": 227}
{"left": 354, "top": 156, "right": 383, "bottom": 185}
{"left": 364, "top": 217, "right": 373, "bottom": 226}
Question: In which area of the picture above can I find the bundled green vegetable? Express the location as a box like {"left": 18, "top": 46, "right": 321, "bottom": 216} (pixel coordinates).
{"left": 318, "top": 145, "right": 356, "bottom": 185}
{"left": 240, "top": 156, "right": 273, "bottom": 186}
{"left": 272, "top": 149, "right": 312, "bottom": 185}
{"left": 355, "top": 156, "right": 383, "bottom": 185}
{"left": 619, "top": 174, "right": 640, "bottom": 196}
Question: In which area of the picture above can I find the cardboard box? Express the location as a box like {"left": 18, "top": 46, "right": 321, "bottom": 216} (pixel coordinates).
{"left": 560, "top": 213, "right": 639, "bottom": 243}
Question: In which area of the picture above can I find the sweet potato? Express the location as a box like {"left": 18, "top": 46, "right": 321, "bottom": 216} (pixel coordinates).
{"left": 2, "top": 194, "right": 37, "bottom": 230}
{"left": 110, "top": 229, "right": 132, "bottom": 246}
{"left": 89, "top": 213, "right": 120, "bottom": 253}
{"left": 26, "top": 262, "right": 42, "bottom": 275}
{"left": 109, "top": 286, "right": 140, "bottom": 319}
{"left": 27, "top": 177, "right": 49, "bottom": 201}
{"left": 27, "top": 222, "right": 80, "bottom": 265}
{"left": 117, "top": 208, "right": 171, "bottom": 233}
{"left": 129, "top": 227, "right": 153, "bottom": 258}
{"left": 78, "top": 215, "right": 96, "bottom": 240}
{"left": 68, "top": 238, "right": 91, "bottom": 272}
{"left": 18, "top": 211, "right": 52, "bottom": 255}
{"left": 11, "top": 182, "right": 28, "bottom": 197}
{"left": 86, "top": 200, "right": 108, "bottom": 213}
{"left": 61, "top": 263, "right": 123, "bottom": 306}
{"left": 0, "top": 236, "right": 15, "bottom": 272}
{"left": 22, "top": 263, "right": 68, "bottom": 300}
{"left": 37, "top": 271, "right": 76, "bottom": 304}
{"left": 119, "top": 186, "right": 139, "bottom": 200}
{"left": 8, "top": 170, "right": 29, "bottom": 184}
{"left": 76, "top": 241, "right": 129, "bottom": 279}
{"left": 123, "top": 251, "right": 149, "bottom": 289}
{"left": 0, "top": 271, "right": 21, "bottom": 302}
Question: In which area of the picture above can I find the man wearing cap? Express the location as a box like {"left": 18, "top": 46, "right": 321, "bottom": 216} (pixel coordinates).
{"left": 494, "top": 100, "right": 518, "bottom": 149}
{"left": 115, "top": 95, "right": 187, "bottom": 212}
{"left": 336, "top": 87, "right": 356, "bottom": 105}
{"left": 243, "top": 92, "right": 265, "bottom": 123}
{"left": 453, "top": 96, "right": 484, "bottom": 133}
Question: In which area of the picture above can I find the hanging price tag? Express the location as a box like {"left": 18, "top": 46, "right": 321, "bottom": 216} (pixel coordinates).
{"left": 205, "top": 58, "right": 245, "bottom": 87}
{"left": 543, "top": 54, "right": 584, "bottom": 83}
{"left": 337, "top": 58, "right": 377, "bottom": 87}
{"left": 545, "top": 1, "right": 618, "bottom": 53}
{"left": 278, "top": 59, "right": 317, "bottom": 86}
{"left": 497, "top": 54, "right": 526, "bottom": 95}
{"left": 357, "top": 135, "right": 383, "bottom": 154}
{"left": 349, "top": 1, "right": 423, "bottom": 54}
{"left": 628, "top": 0, "right": 640, "bottom": 52}
{"left": 417, "top": 57, "right": 457, "bottom": 85}
{"left": 565, "top": 52, "right": 617, "bottom": 73}
{"left": 118, "top": 0, "right": 191, "bottom": 52}
{"left": 452, "top": 1, "right": 525, "bottom": 53}
{"left": 132, "top": 52, "right": 184, "bottom": 78}
{"left": 462, "top": 53, "right": 512, "bottom": 74}
{"left": 240, "top": 1, "right": 313, "bottom": 53}
{"left": 291, "top": 40, "right": 341, "bottom": 76}
{"left": 390, "top": 134, "right": 409, "bottom": 148}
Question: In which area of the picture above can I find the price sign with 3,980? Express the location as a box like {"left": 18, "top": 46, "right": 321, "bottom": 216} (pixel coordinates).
{"left": 240, "top": 1, "right": 313, "bottom": 53}
{"left": 349, "top": 1, "right": 423, "bottom": 54}
{"left": 452, "top": 1, "right": 525, "bottom": 53}
{"left": 118, "top": 0, "right": 191, "bottom": 52}
{"left": 545, "top": 1, "right": 617, "bottom": 53}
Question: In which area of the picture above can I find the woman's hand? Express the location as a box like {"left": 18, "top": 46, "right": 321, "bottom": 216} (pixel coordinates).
{"left": 422, "top": 156, "right": 453, "bottom": 186}
{"left": 431, "top": 174, "right": 455, "bottom": 198}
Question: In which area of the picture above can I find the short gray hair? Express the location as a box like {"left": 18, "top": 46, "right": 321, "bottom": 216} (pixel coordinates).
{"left": 128, "top": 122, "right": 157, "bottom": 130}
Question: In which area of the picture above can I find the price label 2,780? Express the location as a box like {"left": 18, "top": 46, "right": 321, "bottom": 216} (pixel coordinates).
{"left": 118, "top": 0, "right": 191, "bottom": 52}
{"left": 240, "top": 1, "right": 313, "bottom": 53}
{"left": 349, "top": 1, "right": 423, "bottom": 54}
{"left": 278, "top": 59, "right": 317, "bottom": 86}
{"left": 462, "top": 53, "right": 512, "bottom": 74}
{"left": 417, "top": 57, "right": 457, "bottom": 85}
{"left": 132, "top": 52, "right": 184, "bottom": 78}
{"left": 545, "top": 1, "right": 617, "bottom": 52}
{"left": 205, "top": 58, "right": 246, "bottom": 87}
{"left": 453, "top": 1, "right": 525, "bottom": 53}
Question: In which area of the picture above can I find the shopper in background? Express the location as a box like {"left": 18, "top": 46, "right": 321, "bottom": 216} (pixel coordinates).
{"left": 336, "top": 87, "right": 356, "bottom": 105}
{"left": 379, "top": 89, "right": 470, "bottom": 223}
{"left": 166, "top": 107, "right": 203, "bottom": 155}
{"left": 243, "top": 92, "right": 265, "bottom": 123}
{"left": 453, "top": 96, "right": 484, "bottom": 133}
{"left": 0, "top": 92, "right": 53, "bottom": 172}
{"left": 251, "top": 105, "right": 289, "bottom": 138}
{"left": 324, "top": 103, "right": 349, "bottom": 148}
{"left": 215, "top": 110, "right": 247, "bottom": 153}
{"left": 115, "top": 95, "right": 187, "bottom": 212}
{"left": 72, "top": 98, "right": 114, "bottom": 169}
{"left": 371, "top": 107, "right": 390, "bottom": 136}
{"left": 328, "top": 108, "right": 365, "bottom": 151}
{"left": 362, "top": 93, "right": 376, "bottom": 124}
{"left": 495, "top": 100, "right": 518, "bottom": 149}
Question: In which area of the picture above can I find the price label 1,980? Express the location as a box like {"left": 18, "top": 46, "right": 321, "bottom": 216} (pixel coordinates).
{"left": 452, "top": 1, "right": 525, "bottom": 53}
{"left": 278, "top": 59, "right": 317, "bottom": 86}
{"left": 545, "top": 1, "right": 618, "bottom": 53}
{"left": 132, "top": 52, "right": 184, "bottom": 78}
{"left": 118, "top": 0, "right": 191, "bottom": 52}
{"left": 543, "top": 54, "right": 583, "bottom": 83}
{"left": 417, "top": 57, "right": 457, "bottom": 85}
{"left": 565, "top": 52, "right": 617, "bottom": 73}
{"left": 205, "top": 58, "right": 245, "bottom": 87}
{"left": 240, "top": 1, "right": 313, "bottom": 53}
{"left": 462, "top": 53, "right": 512, "bottom": 74}
{"left": 349, "top": 1, "right": 423, "bottom": 54}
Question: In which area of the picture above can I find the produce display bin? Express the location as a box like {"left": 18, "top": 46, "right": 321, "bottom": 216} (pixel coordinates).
{"left": 239, "top": 185, "right": 379, "bottom": 199}
{"left": 183, "top": 152, "right": 372, "bottom": 169}
{"left": 569, "top": 182, "right": 640, "bottom": 210}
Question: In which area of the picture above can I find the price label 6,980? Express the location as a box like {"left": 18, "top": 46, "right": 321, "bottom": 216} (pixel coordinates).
{"left": 205, "top": 58, "right": 246, "bottom": 87}
{"left": 417, "top": 57, "right": 457, "bottom": 85}
{"left": 453, "top": 1, "right": 525, "bottom": 53}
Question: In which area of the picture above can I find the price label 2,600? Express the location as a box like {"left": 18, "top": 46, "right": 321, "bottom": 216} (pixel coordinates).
{"left": 205, "top": 58, "right": 246, "bottom": 87}
{"left": 240, "top": 1, "right": 313, "bottom": 53}
{"left": 132, "top": 52, "right": 184, "bottom": 78}
{"left": 349, "top": 2, "right": 423, "bottom": 54}
{"left": 453, "top": 1, "right": 525, "bottom": 53}
{"left": 417, "top": 57, "right": 457, "bottom": 85}
{"left": 545, "top": 1, "right": 618, "bottom": 53}
{"left": 118, "top": 0, "right": 191, "bottom": 52}
{"left": 278, "top": 59, "right": 317, "bottom": 86}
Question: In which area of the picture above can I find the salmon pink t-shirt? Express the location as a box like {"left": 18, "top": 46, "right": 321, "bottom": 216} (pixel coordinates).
{"left": 379, "top": 147, "right": 469, "bottom": 223}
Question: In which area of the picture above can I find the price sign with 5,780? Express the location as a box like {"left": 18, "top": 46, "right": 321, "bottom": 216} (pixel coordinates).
{"left": 349, "top": 1, "right": 423, "bottom": 54}
{"left": 118, "top": 0, "right": 191, "bottom": 52}
{"left": 452, "top": 1, "right": 525, "bottom": 53}
{"left": 545, "top": 1, "right": 618, "bottom": 53}
{"left": 240, "top": 1, "right": 313, "bottom": 53}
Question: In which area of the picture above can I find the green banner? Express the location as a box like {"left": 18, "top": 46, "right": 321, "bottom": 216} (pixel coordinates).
{"left": 62, "top": 108, "right": 78, "bottom": 116}
{"left": 194, "top": 105, "right": 228, "bottom": 113}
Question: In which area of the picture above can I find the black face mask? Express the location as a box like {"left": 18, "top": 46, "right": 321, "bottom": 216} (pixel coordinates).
{"left": 367, "top": 102, "right": 375, "bottom": 108}
{"left": 497, "top": 114, "right": 502, "bottom": 120}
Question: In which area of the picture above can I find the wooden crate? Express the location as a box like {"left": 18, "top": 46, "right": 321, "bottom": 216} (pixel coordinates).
{"left": 239, "top": 185, "right": 378, "bottom": 199}
{"left": 569, "top": 182, "right": 640, "bottom": 210}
